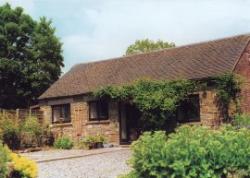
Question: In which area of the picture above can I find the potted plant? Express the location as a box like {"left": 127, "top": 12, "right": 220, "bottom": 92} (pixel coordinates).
{"left": 95, "top": 134, "right": 105, "bottom": 148}
{"left": 79, "top": 135, "right": 106, "bottom": 149}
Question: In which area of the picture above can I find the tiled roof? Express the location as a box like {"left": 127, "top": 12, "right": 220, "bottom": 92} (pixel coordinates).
{"left": 39, "top": 34, "right": 250, "bottom": 99}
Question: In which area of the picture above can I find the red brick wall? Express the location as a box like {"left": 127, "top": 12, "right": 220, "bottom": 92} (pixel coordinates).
{"left": 41, "top": 101, "right": 120, "bottom": 145}
{"left": 234, "top": 42, "right": 250, "bottom": 114}
{"left": 199, "top": 90, "right": 221, "bottom": 127}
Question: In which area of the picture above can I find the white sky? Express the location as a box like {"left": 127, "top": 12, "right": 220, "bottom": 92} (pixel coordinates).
{"left": 1, "top": 0, "right": 250, "bottom": 72}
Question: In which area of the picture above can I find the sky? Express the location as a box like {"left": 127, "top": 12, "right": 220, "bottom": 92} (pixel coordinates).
{"left": 1, "top": 0, "right": 250, "bottom": 73}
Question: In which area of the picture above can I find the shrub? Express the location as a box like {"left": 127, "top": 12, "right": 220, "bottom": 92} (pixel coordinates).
{"left": 0, "top": 113, "right": 21, "bottom": 150}
{"left": 232, "top": 113, "right": 250, "bottom": 129}
{"left": 21, "top": 116, "right": 43, "bottom": 147}
{"left": 127, "top": 125, "right": 250, "bottom": 178}
{"left": 0, "top": 143, "right": 10, "bottom": 178}
{"left": 9, "top": 153, "right": 38, "bottom": 178}
{"left": 0, "top": 113, "right": 50, "bottom": 149}
{"left": 117, "top": 171, "right": 138, "bottom": 178}
{"left": 54, "top": 137, "right": 73, "bottom": 149}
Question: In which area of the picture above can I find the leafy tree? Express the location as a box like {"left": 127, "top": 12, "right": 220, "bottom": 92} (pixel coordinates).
{"left": 126, "top": 39, "right": 175, "bottom": 55}
{"left": 0, "top": 3, "right": 63, "bottom": 109}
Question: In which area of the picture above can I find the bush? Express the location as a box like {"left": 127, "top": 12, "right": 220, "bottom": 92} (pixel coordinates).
{"left": 233, "top": 113, "right": 250, "bottom": 129}
{"left": 21, "top": 116, "right": 43, "bottom": 147}
{"left": 0, "top": 113, "right": 21, "bottom": 150}
{"left": 117, "top": 171, "right": 138, "bottom": 178}
{"left": 9, "top": 153, "right": 38, "bottom": 178}
{"left": 0, "top": 143, "right": 10, "bottom": 178}
{"left": 0, "top": 113, "right": 51, "bottom": 149}
{"left": 54, "top": 137, "right": 73, "bottom": 149}
{"left": 127, "top": 125, "right": 250, "bottom": 178}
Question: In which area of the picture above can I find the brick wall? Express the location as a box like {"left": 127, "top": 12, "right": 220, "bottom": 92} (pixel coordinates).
{"left": 40, "top": 101, "right": 120, "bottom": 144}
{"left": 234, "top": 43, "right": 250, "bottom": 114}
{"left": 41, "top": 91, "right": 222, "bottom": 144}
{"left": 199, "top": 90, "right": 221, "bottom": 127}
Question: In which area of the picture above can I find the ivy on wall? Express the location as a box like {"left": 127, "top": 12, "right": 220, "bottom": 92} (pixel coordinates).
{"left": 94, "top": 73, "right": 241, "bottom": 130}
{"left": 212, "top": 73, "right": 242, "bottom": 120}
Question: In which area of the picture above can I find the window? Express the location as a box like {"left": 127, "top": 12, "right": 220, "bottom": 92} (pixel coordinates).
{"left": 89, "top": 100, "right": 109, "bottom": 121}
{"left": 177, "top": 94, "right": 200, "bottom": 123}
{"left": 52, "top": 104, "right": 71, "bottom": 123}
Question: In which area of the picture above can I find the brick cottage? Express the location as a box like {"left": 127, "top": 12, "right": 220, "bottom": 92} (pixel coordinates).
{"left": 39, "top": 34, "right": 250, "bottom": 145}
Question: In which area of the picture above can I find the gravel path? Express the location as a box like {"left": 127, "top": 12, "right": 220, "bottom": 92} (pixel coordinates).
{"left": 22, "top": 147, "right": 127, "bottom": 162}
{"left": 38, "top": 149, "right": 131, "bottom": 178}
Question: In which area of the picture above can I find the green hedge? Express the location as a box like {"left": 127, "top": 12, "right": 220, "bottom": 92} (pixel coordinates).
{"left": 125, "top": 125, "right": 250, "bottom": 178}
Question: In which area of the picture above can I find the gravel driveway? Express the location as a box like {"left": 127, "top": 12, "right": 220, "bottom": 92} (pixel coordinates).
{"left": 38, "top": 149, "right": 131, "bottom": 178}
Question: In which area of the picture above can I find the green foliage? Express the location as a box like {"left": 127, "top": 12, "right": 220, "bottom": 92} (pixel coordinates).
{"left": 0, "top": 3, "right": 63, "bottom": 109}
{"left": 127, "top": 125, "right": 250, "bottom": 178}
{"left": 0, "top": 113, "right": 50, "bottom": 149}
{"left": 21, "top": 116, "right": 43, "bottom": 147}
{"left": 95, "top": 73, "right": 241, "bottom": 129}
{"left": 117, "top": 171, "right": 138, "bottom": 178}
{"left": 213, "top": 73, "right": 242, "bottom": 120}
{"left": 54, "top": 137, "right": 73, "bottom": 149}
{"left": 126, "top": 39, "right": 175, "bottom": 55}
{"left": 0, "top": 113, "right": 21, "bottom": 149}
{"left": 78, "top": 134, "right": 106, "bottom": 149}
{"left": 0, "top": 143, "right": 10, "bottom": 178}
{"left": 95, "top": 79, "right": 196, "bottom": 130}
{"left": 22, "top": 117, "right": 42, "bottom": 137}
{"left": 232, "top": 113, "right": 250, "bottom": 129}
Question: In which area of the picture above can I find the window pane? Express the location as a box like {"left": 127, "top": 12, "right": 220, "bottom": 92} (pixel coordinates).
{"left": 53, "top": 106, "right": 61, "bottom": 123}
{"left": 187, "top": 95, "right": 200, "bottom": 121}
{"left": 52, "top": 104, "right": 71, "bottom": 123}
{"left": 62, "top": 105, "right": 70, "bottom": 122}
{"left": 177, "top": 95, "right": 200, "bottom": 123}
{"left": 98, "top": 101, "right": 108, "bottom": 119}
{"left": 89, "top": 102, "right": 98, "bottom": 119}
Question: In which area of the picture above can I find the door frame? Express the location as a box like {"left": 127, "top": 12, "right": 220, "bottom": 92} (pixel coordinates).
{"left": 119, "top": 102, "right": 130, "bottom": 144}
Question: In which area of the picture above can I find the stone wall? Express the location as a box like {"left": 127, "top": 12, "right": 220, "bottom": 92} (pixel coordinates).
{"left": 40, "top": 100, "right": 120, "bottom": 145}
{"left": 199, "top": 90, "right": 221, "bottom": 127}
{"left": 234, "top": 42, "right": 250, "bottom": 114}
{"left": 40, "top": 90, "right": 223, "bottom": 144}
{"left": 40, "top": 85, "right": 249, "bottom": 144}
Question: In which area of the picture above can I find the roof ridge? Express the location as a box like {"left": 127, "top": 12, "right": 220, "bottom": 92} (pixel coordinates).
{"left": 73, "top": 33, "right": 250, "bottom": 68}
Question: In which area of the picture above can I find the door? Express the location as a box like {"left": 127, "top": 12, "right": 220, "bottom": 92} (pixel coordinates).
{"left": 120, "top": 103, "right": 128, "bottom": 143}
{"left": 119, "top": 103, "right": 141, "bottom": 144}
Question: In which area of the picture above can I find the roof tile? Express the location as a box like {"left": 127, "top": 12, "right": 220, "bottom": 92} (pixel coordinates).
{"left": 39, "top": 34, "right": 250, "bottom": 99}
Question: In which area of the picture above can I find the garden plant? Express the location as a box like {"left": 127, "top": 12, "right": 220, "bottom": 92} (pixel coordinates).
{"left": 53, "top": 137, "right": 74, "bottom": 149}
{"left": 0, "top": 113, "right": 52, "bottom": 150}
{"left": 121, "top": 125, "right": 250, "bottom": 178}
{"left": 0, "top": 142, "right": 37, "bottom": 178}
{"left": 95, "top": 73, "right": 241, "bottom": 130}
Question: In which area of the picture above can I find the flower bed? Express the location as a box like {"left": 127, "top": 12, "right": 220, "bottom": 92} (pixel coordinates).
{"left": 0, "top": 143, "right": 38, "bottom": 178}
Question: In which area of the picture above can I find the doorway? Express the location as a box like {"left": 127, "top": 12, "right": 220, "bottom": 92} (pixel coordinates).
{"left": 119, "top": 103, "right": 141, "bottom": 144}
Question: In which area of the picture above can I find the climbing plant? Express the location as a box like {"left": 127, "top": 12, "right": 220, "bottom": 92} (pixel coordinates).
{"left": 212, "top": 73, "right": 242, "bottom": 120}
{"left": 94, "top": 73, "right": 241, "bottom": 130}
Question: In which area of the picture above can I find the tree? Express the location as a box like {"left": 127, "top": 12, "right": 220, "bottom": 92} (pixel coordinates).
{"left": 0, "top": 3, "right": 63, "bottom": 109}
{"left": 126, "top": 39, "right": 175, "bottom": 55}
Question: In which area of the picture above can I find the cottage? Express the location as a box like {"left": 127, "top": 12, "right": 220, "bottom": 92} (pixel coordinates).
{"left": 39, "top": 34, "right": 250, "bottom": 145}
